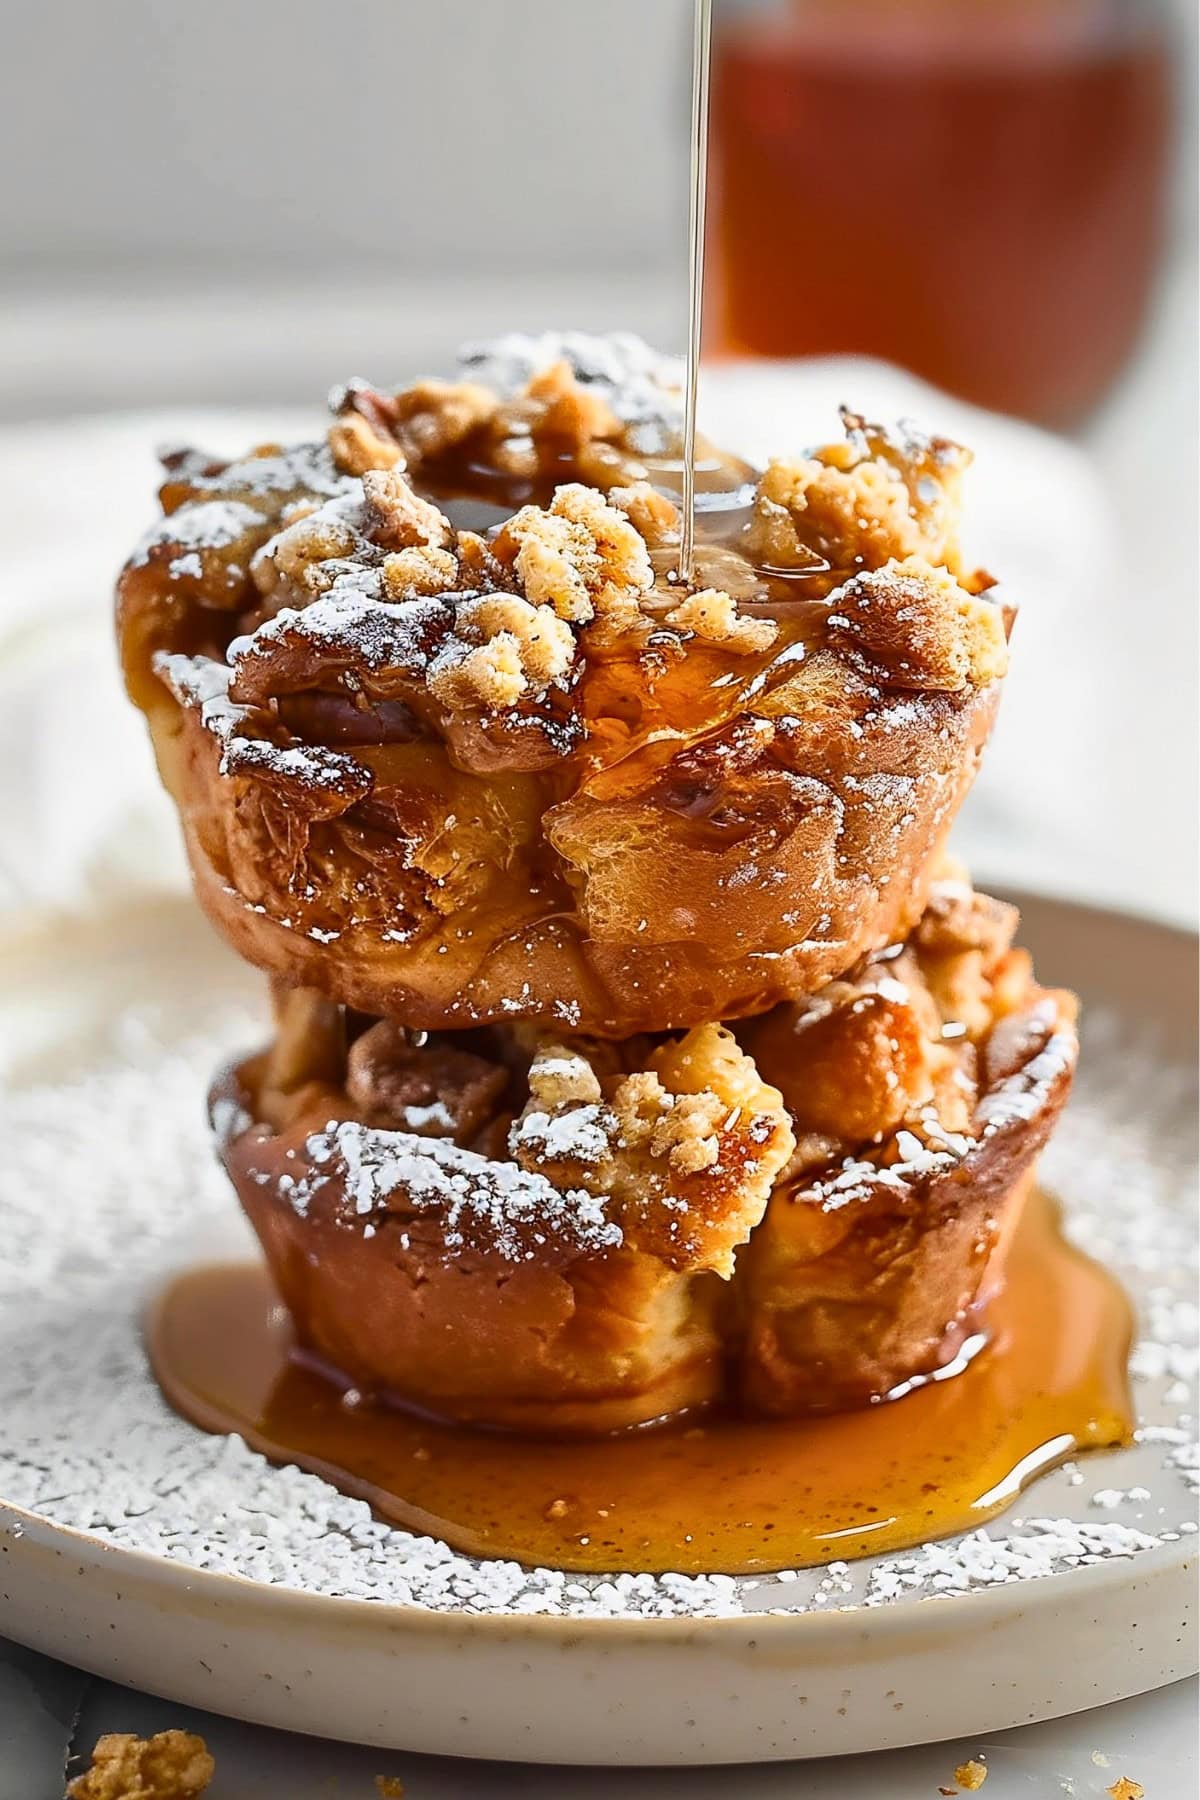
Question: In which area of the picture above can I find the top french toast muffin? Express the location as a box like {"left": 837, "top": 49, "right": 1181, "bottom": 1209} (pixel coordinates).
{"left": 117, "top": 335, "right": 1008, "bottom": 1037}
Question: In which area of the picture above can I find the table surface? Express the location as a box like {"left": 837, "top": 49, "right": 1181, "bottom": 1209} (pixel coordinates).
{"left": 1, "top": 1640, "right": 1194, "bottom": 1799}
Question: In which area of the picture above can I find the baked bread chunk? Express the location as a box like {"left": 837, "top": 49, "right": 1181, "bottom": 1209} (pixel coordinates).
{"left": 734, "top": 873, "right": 1078, "bottom": 1412}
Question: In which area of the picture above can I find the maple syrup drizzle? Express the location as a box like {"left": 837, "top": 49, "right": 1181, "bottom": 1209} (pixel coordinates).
{"left": 677, "top": 0, "right": 714, "bottom": 586}
{"left": 147, "top": 1187, "right": 1133, "bottom": 1577}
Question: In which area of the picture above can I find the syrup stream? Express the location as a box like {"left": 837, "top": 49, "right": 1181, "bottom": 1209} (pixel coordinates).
{"left": 677, "top": 0, "right": 713, "bottom": 586}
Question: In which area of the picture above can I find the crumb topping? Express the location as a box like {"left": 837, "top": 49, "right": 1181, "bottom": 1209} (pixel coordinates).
{"left": 118, "top": 352, "right": 1011, "bottom": 1035}
{"left": 327, "top": 334, "right": 684, "bottom": 498}
{"left": 361, "top": 466, "right": 453, "bottom": 549}
{"left": 381, "top": 544, "right": 460, "bottom": 598}
{"left": 387, "top": 378, "right": 500, "bottom": 463}
{"left": 426, "top": 592, "right": 576, "bottom": 710}
{"left": 252, "top": 492, "right": 378, "bottom": 598}
{"left": 524, "top": 1043, "right": 605, "bottom": 1109}
{"left": 225, "top": 474, "right": 667, "bottom": 716}
{"left": 609, "top": 479, "right": 681, "bottom": 546}
{"left": 953, "top": 1760, "right": 988, "bottom": 1791}
{"left": 511, "top": 1022, "right": 795, "bottom": 1275}
{"left": 826, "top": 556, "right": 1007, "bottom": 691}
{"left": 327, "top": 407, "right": 405, "bottom": 475}
{"left": 67, "top": 1732, "right": 214, "bottom": 1800}
{"left": 458, "top": 329, "right": 684, "bottom": 445}
{"left": 492, "top": 483, "right": 653, "bottom": 628}
{"left": 229, "top": 865, "right": 1071, "bottom": 1276}
{"left": 249, "top": 1016, "right": 793, "bottom": 1276}
{"left": 664, "top": 587, "right": 778, "bottom": 653}
{"left": 747, "top": 407, "right": 969, "bottom": 574}
{"left": 132, "top": 369, "right": 1001, "bottom": 771}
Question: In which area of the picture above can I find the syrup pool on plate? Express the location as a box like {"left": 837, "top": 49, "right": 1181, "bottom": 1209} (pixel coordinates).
{"left": 147, "top": 1185, "right": 1133, "bottom": 1576}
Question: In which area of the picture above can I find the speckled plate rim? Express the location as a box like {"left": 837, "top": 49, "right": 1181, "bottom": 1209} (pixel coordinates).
{"left": 2, "top": 1485, "right": 1196, "bottom": 1643}
{"left": 4, "top": 1494, "right": 1195, "bottom": 1763}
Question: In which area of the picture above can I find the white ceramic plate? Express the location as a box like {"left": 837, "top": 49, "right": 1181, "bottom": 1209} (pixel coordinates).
{"left": 1, "top": 893, "right": 1195, "bottom": 1765}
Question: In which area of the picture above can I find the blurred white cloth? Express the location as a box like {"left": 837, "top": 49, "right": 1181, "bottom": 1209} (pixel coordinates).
{"left": 0, "top": 362, "right": 1191, "bottom": 941}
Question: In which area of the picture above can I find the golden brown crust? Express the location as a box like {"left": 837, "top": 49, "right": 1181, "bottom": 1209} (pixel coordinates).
{"left": 119, "top": 345, "right": 1074, "bottom": 1446}
{"left": 734, "top": 1026, "right": 1073, "bottom": 1416}
{"left": 143, "top": 649, "right": 999, "bottom": 1034}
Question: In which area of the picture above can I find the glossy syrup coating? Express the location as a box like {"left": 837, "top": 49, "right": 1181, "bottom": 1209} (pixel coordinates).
{"left": 116, "top": 344, "right": 1009, "bottom": 1037}
{"left": 214, "top": 877, "right": 1077, "bottom": 1434}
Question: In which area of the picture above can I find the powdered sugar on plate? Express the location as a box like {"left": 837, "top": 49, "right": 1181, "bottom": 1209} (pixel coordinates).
{"left": 0, "top": 902, "right": 1194, "bottom": 1621}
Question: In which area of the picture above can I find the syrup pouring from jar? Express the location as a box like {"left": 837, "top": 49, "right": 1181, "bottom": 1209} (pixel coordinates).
{"left": 664, "top": 0, "right": 823, "bottom": 608}
{"left": 675, "top": 0, "right": 713, "bottom": 590}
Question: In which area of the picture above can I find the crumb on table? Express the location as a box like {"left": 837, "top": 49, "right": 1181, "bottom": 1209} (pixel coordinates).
{"left": 375, "top": 1780, "right": 405, "bottom": 1798}
{"left": 1107, "top": 1780, "right": 1145, "bottom": 1800}
{"left": 955, "top": 1759, "right": 988, "bottom": 1790}
{"left": 66, "top": 1731, "right": 214, "bottom": 1800}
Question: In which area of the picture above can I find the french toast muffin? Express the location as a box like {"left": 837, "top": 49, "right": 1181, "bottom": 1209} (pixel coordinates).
{"left": 214, "top": 875, "right": 1075, "bottom": 1432}
{"left": 117, "top": 339, "right": 1007, "bottom": 1037}
{"left": 216, "top": 996, "right": 795, "bottom": 1432}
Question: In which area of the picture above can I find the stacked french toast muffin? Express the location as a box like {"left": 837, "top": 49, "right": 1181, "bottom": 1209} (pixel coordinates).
{"left": 118, "top": 335, "right": 1077, "bottom": 1433}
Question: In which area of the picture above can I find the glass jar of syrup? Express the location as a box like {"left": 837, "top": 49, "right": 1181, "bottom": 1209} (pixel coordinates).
{"left": 707, "top": 0, "right": 1174, "bottom": 426}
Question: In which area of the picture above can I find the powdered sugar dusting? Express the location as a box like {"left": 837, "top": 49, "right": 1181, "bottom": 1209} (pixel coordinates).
{"left": 183, "top": 441, "right": 355, "bottom": 503}
{"left": 228, "top": 584, "right": 450, "bottom": 679}
{"left": 806, "top": 1006, "right": 1075, "bottom": 1211}
{"left": 509, "top": 1104, "right": 615, "bottom": 1166}
{"left": 977, "top": 1026, "right": 1076, "bottom": 1136}
{"left": 281, "top": 1117, "right": 623, "bottom": 1260}
{"left": 0, "top": 931, "right": 1194, "bottom": 1620}
{"left": 132, "top": 499, "right": 264, "bottom": 565}
{"left": 154, "top": 650, "right": 369, "bottom": 797}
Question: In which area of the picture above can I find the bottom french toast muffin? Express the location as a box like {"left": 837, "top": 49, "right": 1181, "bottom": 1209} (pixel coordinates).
{"left": 213, "top": 874, "right": 1077, "bottom": 1433}
{"left": 217, "top": 999, "right": 795, "bottom": 1432}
